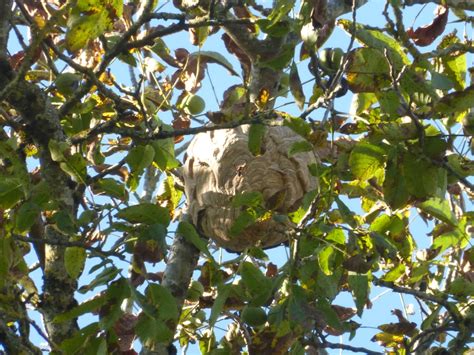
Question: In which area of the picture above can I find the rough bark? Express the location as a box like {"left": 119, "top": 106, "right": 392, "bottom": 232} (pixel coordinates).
{"left": 141, "top": 214, "right": 200, "bottom": 355}
{"left": 0, "top": 12, "right": 78, "bottom": 345}
{"left": 1, "top": 71, "right": 79, "bottom": 345}
{"left": 0, "top": 0, "right": 11, "bottom": 53}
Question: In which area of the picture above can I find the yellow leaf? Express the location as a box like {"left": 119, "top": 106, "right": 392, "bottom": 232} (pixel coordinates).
{"left": 256, "top": 88, "right": 270, "bottom": 108}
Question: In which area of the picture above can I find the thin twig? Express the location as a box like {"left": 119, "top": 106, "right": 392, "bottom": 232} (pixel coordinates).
{"left": 13, "top": 234, "right": 126, "bottom": 260}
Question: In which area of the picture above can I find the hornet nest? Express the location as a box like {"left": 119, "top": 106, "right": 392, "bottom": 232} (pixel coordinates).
{"left": 182, "top": 124, "right": 319, "bottom": 251}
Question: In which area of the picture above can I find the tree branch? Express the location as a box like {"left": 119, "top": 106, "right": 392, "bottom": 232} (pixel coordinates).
{"left": 320, "top": 340, "right": 383, "bottom": 355}
{"left": 373, "top": 278, "right": 462, "bottom": 324}
{"left": 142, "top": 213, "right": 201, "bottom": 354}
{"left": 0, "top": 56, "right": 79, "bottom": 344}
{"left": 404, "top": 0, "right": 474, "bottom": 10}
{"left": 0, "top": 315, "right": 42, "bottom": 355}
{"left": 0, "top": 0, "right": 12, "bottom": 54}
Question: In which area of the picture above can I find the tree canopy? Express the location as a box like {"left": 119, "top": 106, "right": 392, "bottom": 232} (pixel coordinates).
{"left": 0, "top": 0, "right": 473, "bottom": 354}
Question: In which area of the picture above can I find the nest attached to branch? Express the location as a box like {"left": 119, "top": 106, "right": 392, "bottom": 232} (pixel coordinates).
{"left": 182, "top": 124, "right": 319, "bottom": 251}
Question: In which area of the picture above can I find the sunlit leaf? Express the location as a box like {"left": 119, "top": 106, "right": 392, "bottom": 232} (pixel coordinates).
{"left": 177, "top": 221, "right": 213, "bottom": 259}
{"left": 348, "top": 272, "right": 369, "bottom": 317}
{"left": 349, "top": 142, "right": 386, "bottom": 181}
{"left": 318, "top": 245, "right": 334, "bottom": 276}
{"left": 338, "top": 20, "right": 409, "bottom": 66}
{"left": 209, "top": 284, "right": 231, "bottom": 327}
{"left": 418, "top": 197, "right": 457, "bottom": 226}
{"left": 64, "top": 246, "right": 86, "bottom": 279}
{"left": 54, "top": 295, "right": 107, "bottom": 323}
{"left": 232, "top": 191, "right": 264, "bottom": 208}
{"left": 126, "top": 145, "right": 155, "bottom": 174}
{"left": 434, "top": 85, "right": 474, "bottom": 115}
{"left": 289, "top": 62, "right": 305, "bottom": 110}
{"left": 0, "top": 179, "right": 25, "bottom": 209}
{"left": 382, "top": 264, "right": 406, "bottom": 282}
{"left": 117, "top": 203, "right": 170, "bottom": 226}
{"left": 240, "top": 261, "right": 273, "bottom": 306}
{"left": 248, "top": 124, "right": 266, "bottom": 156}
{"left": 346, "top": 48, "right": 390, "bottom": 93}
{"left": 288, "top": 140, "right": 313, "bottom": 157}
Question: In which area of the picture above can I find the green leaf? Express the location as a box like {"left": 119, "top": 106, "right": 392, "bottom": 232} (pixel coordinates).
{"left": 288, "top": 140, "right": 313, "bottom": 157}
{"left": 0, "top": 237, "right": 12, "bottom": 288}
{"left": 79, "top": 266, "right": 120, "bottom": 293}
{"left": 438, "top": 34, "right": 466, "bottom": 90}
{"left": 93, "top": 178, "right": 128, "bottom": 201}
{"left": 447, "top": 278, "right": 474, "bottom": 298}
{"left": 382, "top": 263, "right": 406, "bottom": 282}
{"left": 283, "top": 115, "right": 311, "bottom": 137}
{"left": 434, "top": 85, "right": 474, "bottom": 115}
{"left": 349, "top": 142, "right": 386, "bottom": 181}
{"left": 348, "top": 272, "right": 369, "bottom": 317}
{"left": 232, "top": 191, "right": 264, "bottom": 208}
{"left": 261, "top": 44, "right": 294, "bottom": 71}
{"left": 349, "top": 92, "right": 377, "bottom": 115}
{"left": 334, "top": 196, "right": 357, "bottom": 228}
{"left": 383, "top": 158, "right": 409, "bottom": 210}
{"left": 0, "top": 178, "right": 26, "bottom": 209}
{"left": 177, "top": 221, "right": 213, "bottom": 259}
{"left": 317, "top": 298, "right": 343, "bottom": 330}
{"left": 60, "top": 323, "right": 99, "bottom": 353}
{"left": 248, "top": 124, "right": 266, "bottom": 156}
{"left": 404, "top": 153, "right": 445, "bottom": 199}
{"left": 418, "top": 197, "right": 457, "bottom": 226}
{"left": 431, "top": 71, "right": 454, "bottom": 91}
{"left": 240, "top": 261, "right": 273, "bottom": 306}
{"left": 288, "top": 285, "right": 309, "bottom": 324}
{"left": 54, "top": 295, "right": 107, "bottom": 323}
{"left": 151, "top": 139, "right": 180, "bottom": 171}
{"left": 326, "top": 228, "right": 345, "bottom": 245}
{"left": 346, "top": 48, "right": 391, "bottom": 92}
{"left": 229, "top": 210, "right": 256, "bottom": 237}
{"left": 338, "top": 20, "right": 409, "bottom": 67}
{"left": 66, "top": 12, "right": 110, "bottom": 52}
{"left": 145, "top": 284, "right": 179, "bottom": 321}
{"left": 318, "top": 245, "right": 334, "bottom": 276}
{"left": 267, "top": 0, "right": 294, "bottom": 25}
{"left": 432, "top": 221, "right": 467, "bottom": 253}
{"left": 126, "top": 145, "right": 155, "bottom": 174}
{"left": 64, "top": 246, "right": 86, "bottom": 279}
{"left": 190, "top": 51, "right": 238, "bottom": 76}
{"left": 60, "top": 153, "right": 87, "bottom": 183}
{"left": 52, "top": 210, "right": 76, "bottom": 235}
{"left": 289, "top": 62, "right": 305, "bottom": 110}
{"left": 209, "top": 284, "right": 231, "bottom": 327}
{"left": 135, "top": 314, "right": 174, "bottom": 343}
{"left": 117, "top": 203, "right": 170, "bottom": 226}
{"left": 48, "top": 139, "right": 69, "bottom": 162}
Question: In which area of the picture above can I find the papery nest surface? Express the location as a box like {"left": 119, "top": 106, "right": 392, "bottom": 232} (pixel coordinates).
{"left": 182, "top": 124, "right": 319, "bottom": 251}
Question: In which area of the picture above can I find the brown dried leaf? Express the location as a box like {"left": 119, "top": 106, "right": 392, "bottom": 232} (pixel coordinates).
{"left": 233, "top": 6, "right": 256, "bottom": 33}
{"left": 9, "top": 51, "right": 26, "bottom": 71}
{"left": 222, "top": 33, "right": 251, "bottom": 79}
{"left": 407, "top": 6, "right": 449, "bottom": 47}
{"left": 175, "top": 48, "right": 190, "bottom": 64}
{"left": 114, "top": 313, "right": 138, "bottom": 352}
{"left": 172, "top": 115, "right": 191, "bottom": 143}
{"left": 332, "top": 305, "right": 357, "bottom": 321}
{"left": 266, "top": 262, "right": 278, "bottom": 277}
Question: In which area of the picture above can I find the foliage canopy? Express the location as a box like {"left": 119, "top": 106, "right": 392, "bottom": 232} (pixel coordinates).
{"left": 0, "top": 0, "right": 473, "bottom": 354}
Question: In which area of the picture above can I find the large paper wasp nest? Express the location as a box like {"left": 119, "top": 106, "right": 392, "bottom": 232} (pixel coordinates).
{"left": 182, "top": 125, "right": 319, "bottom": 251}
